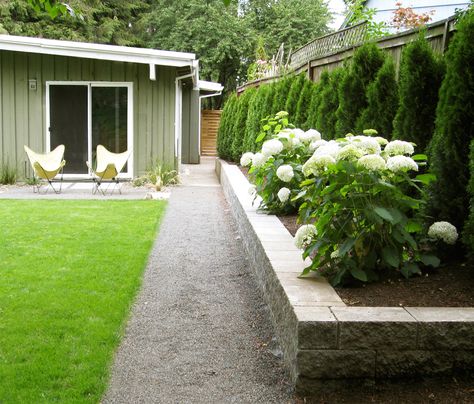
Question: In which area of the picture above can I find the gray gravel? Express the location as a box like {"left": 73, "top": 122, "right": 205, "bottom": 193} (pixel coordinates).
{"left": 103, "top": 161, "right": 294, "bottom": 404}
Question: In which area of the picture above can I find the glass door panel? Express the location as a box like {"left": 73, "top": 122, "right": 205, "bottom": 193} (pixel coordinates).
{"left": 49, "top": 85, "right": 88, "bottom": 174}
{"left": 91, "top": 86, "right": 128, "bottom": 171}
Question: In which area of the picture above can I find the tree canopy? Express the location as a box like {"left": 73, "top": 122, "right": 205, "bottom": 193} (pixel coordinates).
{"left": 1, "top": 0, "right": 332, "bottom": 105}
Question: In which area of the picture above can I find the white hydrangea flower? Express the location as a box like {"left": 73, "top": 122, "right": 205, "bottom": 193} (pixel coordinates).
{"left": 350, "top": 135, "right": 381, "bottom": 155}
{"left": 357, "top": 154, "right": 387, "bottom": 171}
{"left": 386, "top": 156, "right": 418, "bottom": 173}
{"left": 277, "top": 187, "right": 291, "bottom": 203}
{"left": 262, "top": 139, "right": 284, "bottom": 157}
{"left": 336, "top": 144, "right": 364, "bottom": 161}
{"left": 330, "top": 249, "right": 341, "bottom": 259}
{"left": 248, "top": 185, "right": 256, "bottom": 196}
{"left": 240, "top": 152, "right": 254, "bottom": 167}
{"left": 277, "top": 129, "right": 301, "bottom": 148}
{"left": 375, "top": 136, "right": 389, "bottom": 146}
{"left": 294, "top": 224, "right": 318, "bottom": 249}
{"left": 428, "top": 221, "right": 458, "bottom": 245}
{"left": 313, "top": 141, "right": 340, "bottom": 158}
{"left": 384, "top": 140, "right": 415, "bottom": 156}
{"left": 309, "top": 139, "right": 328, "bottom": 151}
{"left": 298, "top": 128, "right": 322, "bottom": 143}
{"left": 276, "top": 164, "right": 294, "bottom": 182}
{"left": 252, "top": 152, "right": 268, "bottom": 168}
{"left": 302, "top": 154, "right": 336, "bottom": 177}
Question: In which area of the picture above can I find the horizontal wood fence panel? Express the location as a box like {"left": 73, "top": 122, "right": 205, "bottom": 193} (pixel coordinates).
{"left": 201, "top": 109, "right": 222, "bottom": 156}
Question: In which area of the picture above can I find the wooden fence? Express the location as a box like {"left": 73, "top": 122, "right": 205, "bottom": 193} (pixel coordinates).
{"left": 200, "top": 110, "right": 222, "bottom": 156}
{"left": 238, "top": 16, "right": 457, "bottom": 93}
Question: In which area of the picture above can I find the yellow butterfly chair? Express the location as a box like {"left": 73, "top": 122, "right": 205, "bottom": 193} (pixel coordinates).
{"left": 24, "top": 144, "right": 66, "bottom": 194}
{"left": 87, "top": 145, "right": 131, "bottom": 195}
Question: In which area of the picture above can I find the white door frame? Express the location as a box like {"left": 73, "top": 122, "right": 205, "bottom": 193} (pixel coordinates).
{"left": 46, "top": 81, "right": 134, "bottom": 178}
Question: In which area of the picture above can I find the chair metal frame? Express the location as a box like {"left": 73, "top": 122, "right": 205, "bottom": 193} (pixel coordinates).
{"left": 24, "top": 145, "right": 66, "bottom": 194}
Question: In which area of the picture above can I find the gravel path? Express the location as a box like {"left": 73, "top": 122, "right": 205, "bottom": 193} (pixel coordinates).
{"left": 103, "top": 161, "right": 293, "bottom": 403}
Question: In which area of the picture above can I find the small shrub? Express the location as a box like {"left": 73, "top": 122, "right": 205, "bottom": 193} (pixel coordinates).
{"left": 335, "top": 44, "right": 385, "bottom": 135}
{"left": 392, "top": 34, "right": 444, "bottom": 151}
{"left": 134, "top": 161, "right": 179, "bottom": 191}
{"left": 0, "top": 160, "right": 17, "bottom": 184}
{"left": 357, "top": 55, "right": 399, "bottom": 137}
{"left": 463, "top": 139, "right": 474, "bottom": 256}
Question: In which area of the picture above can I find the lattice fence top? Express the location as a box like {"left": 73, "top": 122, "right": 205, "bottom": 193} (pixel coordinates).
{"left": 289, "top": 21, "right": 368, "bottom": 70}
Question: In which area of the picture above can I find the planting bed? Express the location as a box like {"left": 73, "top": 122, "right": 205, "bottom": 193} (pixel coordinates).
{"left": 217, "top": 158, "right": 474, "bottom": 395}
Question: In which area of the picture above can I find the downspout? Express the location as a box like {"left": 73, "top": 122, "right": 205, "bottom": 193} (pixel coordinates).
{"left": 198, "top": 91, "right": 222, "bottom": 158}
{"left": 175, "top": 69, "right": 195, "bottom": 168}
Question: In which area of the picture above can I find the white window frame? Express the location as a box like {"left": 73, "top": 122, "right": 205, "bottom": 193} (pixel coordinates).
{"left": 46, "top": 81, "right": 134, "bottom": 179}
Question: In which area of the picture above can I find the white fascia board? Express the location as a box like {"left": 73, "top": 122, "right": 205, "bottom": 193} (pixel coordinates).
{"left": 0, "top": 35, "right": 196, "bottom": 68}
{"left": 197, "top": 80, "right": 224, "bottom": 92}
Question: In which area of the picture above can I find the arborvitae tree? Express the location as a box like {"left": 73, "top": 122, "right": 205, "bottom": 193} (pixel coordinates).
{"left": 244, "top": 85, "right": 271, "bottom": 153}
{"left": 272, "top": 76, "right": 293, "bottom": 113}
{"left": 428, "top": 9, "right": 474, "bottom": 233}
{"left": 305, "top": 71, "right": 330, "bottom": 130}
{"left": 294, "top": 78, "right": 315, "bottom": 129}
{"left": 230, "top": 88, "right": 257, "bottom": 161}
{"left": 356, "top": 55, "right": 399, "bottom": 137}
{"left": 316, "top": 67, "right": 345, "bottom": 139}
{"left": 392, "top": 34, "right": 445, "bottom": 150}
{"left": 335, "top": 43, "right": 385, "bottom": 135}
{"left": 285, "top": 74, "right": 306, "bottom": 119}
{"left": 463, "top": 139, "right": 474, "bottom": 256}
{"left": 263, "top": 81, "right": 278, "bottom": 117}
{"left": 217, "top": 93, "right": 238, "bottom": 160}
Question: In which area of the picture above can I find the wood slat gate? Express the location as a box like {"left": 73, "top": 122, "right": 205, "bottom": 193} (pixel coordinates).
{"left": 200, "top": 109, "right": 221, "bottom": 156}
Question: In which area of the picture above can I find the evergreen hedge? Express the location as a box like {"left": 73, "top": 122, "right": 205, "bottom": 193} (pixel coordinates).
{"left": 272, "top": 76, "right": 293, "bottom": 114}
{"left": 463, "top": 139, "right": 474, "bottom": 256}
{"left": 217, "top": 92, "right": 238, "bottom": 160}
{"left": 356, "top": 55, "right": 399, "bottom": 137}
{"left": 428, "top": 9, "right": 474, "bottom": 233}
{"left": 335, "top": 44, "right": 385, "bottom": 135}
{"left": 244, "top": 85, "right": 271, "bottom": 153}
{"left": 294, "top": 78, "right": 315, "bottom": 129}
{"left": 230, "top": 88, "right": 257, "bottom": 161}
{"left": 285, "top": 74, "right": 306, "bottom": 119}
{"left": 316, "top": 67, "right": 345, "bottom": 139}
{"left": 392, "top": 35, "right": 444, "bottom": 151}
{"left": 305, "top": 71, "right": 329, "bottom": 131}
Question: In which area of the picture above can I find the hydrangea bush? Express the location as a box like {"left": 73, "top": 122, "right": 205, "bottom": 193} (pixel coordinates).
{"left": 296, "top": 130, "right": 457, "bottom": 285}
{"left": 241, "top": 113, "right": 458, "bottom": 285}
{"left": 241, "top": 111, "right": 321, "bottom": 213}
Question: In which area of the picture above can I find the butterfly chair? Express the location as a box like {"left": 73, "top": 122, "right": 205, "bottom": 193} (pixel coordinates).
{"left": 87, "top": 145, "right": 131, "bottom": 195}
{"left": 24, "top": 144, "right": 66, "bottom": 194}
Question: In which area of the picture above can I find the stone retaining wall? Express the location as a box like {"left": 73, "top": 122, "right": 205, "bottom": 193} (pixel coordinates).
{"left": 216, "top": 158, "right": 474, "bottom": 394}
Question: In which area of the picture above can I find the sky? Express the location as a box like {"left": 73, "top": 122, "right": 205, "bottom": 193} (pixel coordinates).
{"left": 327, "top": 0, "right": 347, "bottom": 30}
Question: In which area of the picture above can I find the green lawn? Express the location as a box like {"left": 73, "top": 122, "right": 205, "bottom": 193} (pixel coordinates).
{"left": 0, "top": 200, "right": 166, "bottom": 403}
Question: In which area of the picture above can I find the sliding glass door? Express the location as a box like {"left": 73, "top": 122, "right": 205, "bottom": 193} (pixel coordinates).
{"left": 47, "top": 82, "right": 133, "bottom": 177}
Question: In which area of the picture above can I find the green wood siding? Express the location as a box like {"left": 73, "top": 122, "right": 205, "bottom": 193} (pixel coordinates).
{"left": 181, "top": 86, "right": 200, "bottom": 164}
{"left": 0, "top": 50, "right": 177, "bottom": 177}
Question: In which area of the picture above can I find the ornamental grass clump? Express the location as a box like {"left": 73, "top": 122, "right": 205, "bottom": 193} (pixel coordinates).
{"left": 241, "top": 111, "right": 321, "bottom": 214}
{"left": 296, "top": 130, "right": 457, "bottom": 285}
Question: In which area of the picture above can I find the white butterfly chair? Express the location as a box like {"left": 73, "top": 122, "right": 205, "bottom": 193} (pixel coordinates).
{"left": 87, "top": 145, "right": 131, "bottom": 195}
{"left": 24, "top": 144, "right": 66, "bottom": 194}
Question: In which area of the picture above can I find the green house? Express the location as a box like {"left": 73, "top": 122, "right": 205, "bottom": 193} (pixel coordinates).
{"left": 0, "top": 35, "right": 222, "bottom": 179}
